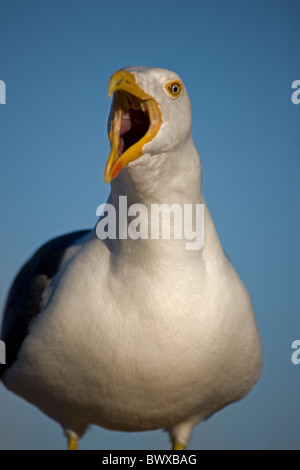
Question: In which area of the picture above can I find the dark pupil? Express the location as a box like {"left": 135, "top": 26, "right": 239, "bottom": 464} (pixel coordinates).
{"left": 173, "top": 85, "right": 178, "bottom": 94}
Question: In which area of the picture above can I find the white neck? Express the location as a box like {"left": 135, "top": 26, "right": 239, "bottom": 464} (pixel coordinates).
{"left": 111, "top": 136, "right": 202, "bottom": 207}
{"left": 93, "top": 136, "right": 223, "bottom": 265}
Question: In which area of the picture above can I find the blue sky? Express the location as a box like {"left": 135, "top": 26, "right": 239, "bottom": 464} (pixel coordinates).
{"left": 0, "top": 0, "right": 299, "bottom": 449}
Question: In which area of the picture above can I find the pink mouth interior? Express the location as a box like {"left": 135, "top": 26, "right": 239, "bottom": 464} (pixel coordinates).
{"left": 117, "top": 108, "right": 150, "bottom": 157}
{"left": 118, "top": 113, "right": 131, "bottom": 156}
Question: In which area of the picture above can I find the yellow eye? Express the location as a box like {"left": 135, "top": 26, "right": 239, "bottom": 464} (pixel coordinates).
{"left": 166, "top": 81, "right": 182, "bottom": 97}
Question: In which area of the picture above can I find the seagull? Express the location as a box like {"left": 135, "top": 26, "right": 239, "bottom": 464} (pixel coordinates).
{"left": 0, "top": 66, "right": 263, "bottom": 450}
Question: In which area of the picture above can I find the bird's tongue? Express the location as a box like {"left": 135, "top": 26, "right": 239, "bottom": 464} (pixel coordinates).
{"left": 118, "top": 113, "right": 131, "bottom": 156}
{"left": 116, "top": 109, "right": 150, "bottom": 157}
{"left": 120, "top": 113, "right": 132, "bottom": 135}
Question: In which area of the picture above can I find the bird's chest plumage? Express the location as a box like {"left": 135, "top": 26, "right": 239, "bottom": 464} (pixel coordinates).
{"left": 5, "top": 247, "right": 261, "bottom": 432}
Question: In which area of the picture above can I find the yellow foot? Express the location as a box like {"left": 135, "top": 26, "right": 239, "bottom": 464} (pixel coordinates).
{"left": 173, "top": 442, "right": 185, "bottom": 450}
{"left": 68, "top": 436, "right": 78, "bottom": 450}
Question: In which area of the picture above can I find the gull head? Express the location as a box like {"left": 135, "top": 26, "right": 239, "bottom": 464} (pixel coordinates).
{"left": 105, "top": 66, "right": 192, "bottom": 183}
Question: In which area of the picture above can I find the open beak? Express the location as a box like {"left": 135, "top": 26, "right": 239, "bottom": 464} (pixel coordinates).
{"left": 104, "top": 70, "right": 162, "bottom": 183}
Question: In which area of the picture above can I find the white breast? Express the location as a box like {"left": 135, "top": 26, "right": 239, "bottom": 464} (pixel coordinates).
{"left": 4, "top": 224, "right": 262, "bottom": 434}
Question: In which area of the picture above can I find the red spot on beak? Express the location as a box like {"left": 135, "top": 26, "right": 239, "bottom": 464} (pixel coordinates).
{"left": 112, "top": 161, "right": 123, "bottom": 180}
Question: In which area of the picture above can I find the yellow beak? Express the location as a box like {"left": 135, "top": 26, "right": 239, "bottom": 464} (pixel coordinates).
{"left": 104, "top": 70, "right": 162, "bottom": 183}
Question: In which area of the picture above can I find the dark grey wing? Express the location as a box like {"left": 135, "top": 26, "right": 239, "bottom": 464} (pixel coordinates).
{"left": 0, "top": 230, "right": 91, "bottom": 377}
